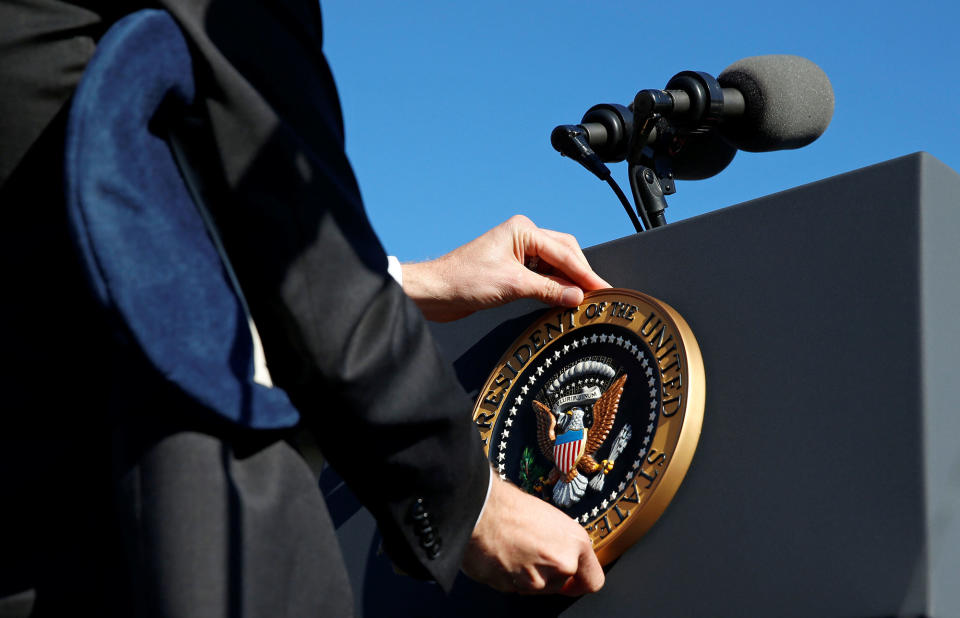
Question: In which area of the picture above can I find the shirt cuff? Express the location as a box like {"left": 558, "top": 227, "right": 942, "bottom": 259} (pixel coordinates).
{"left": 387, "top": 255, "right": 403, "bottom": 286}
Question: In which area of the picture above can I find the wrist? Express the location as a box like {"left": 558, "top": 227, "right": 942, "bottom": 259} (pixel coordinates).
{"left": 401, "top": 257, "right": 470, "bottom": 322}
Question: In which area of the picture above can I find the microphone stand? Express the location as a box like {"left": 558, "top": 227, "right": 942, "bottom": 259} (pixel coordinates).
{"left": 628, "top": 164, "right": 670, "bottom": 229}
{"left": 625, "top": 90, "right": 681, "bottom": 231}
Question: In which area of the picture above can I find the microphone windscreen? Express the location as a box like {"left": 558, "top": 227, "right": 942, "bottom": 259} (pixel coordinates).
{"left": 718, "top": 55, "right": 834, "bottom": 152}
{"left": 670, "top": 132, "right": 738, "bottom": 180}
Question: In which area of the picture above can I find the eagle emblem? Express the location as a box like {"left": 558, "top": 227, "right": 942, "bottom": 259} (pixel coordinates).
{"left": 471, "top": 288, "right": 706, "bottom": 565}
{"left": 532, "top": 360, "right": 631, "bottom": 507}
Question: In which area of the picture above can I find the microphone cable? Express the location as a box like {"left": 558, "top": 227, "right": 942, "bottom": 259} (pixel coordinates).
{"left": 605, "top": 175, "right": 647, "bottom": 232}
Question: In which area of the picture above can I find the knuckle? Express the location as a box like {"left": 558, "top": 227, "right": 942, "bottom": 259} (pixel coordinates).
{"left": 508, "top": 214, "right": 533, "bottom": 228}
{"left": 559, "top": 555, "right": 579, "bottom": 577}
{"left": 522, "top": 568, "right": 546, "bottom": 591}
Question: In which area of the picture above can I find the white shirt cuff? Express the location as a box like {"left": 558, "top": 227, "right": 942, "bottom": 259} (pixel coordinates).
{"left": 386, "top": 255, "right": 403, "bottom": 286}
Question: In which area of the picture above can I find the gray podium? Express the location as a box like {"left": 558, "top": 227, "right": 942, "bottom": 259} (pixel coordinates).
{"left": 327, "top": 152, "right": 960, "bottom": 617}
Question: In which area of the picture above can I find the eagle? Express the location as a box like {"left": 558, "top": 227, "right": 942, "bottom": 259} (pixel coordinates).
{"left": 532, "top": 374, "right": 628, "bottom": 507}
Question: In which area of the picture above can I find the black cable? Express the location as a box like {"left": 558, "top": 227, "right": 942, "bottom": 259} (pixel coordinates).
{"left": 605, "top": 176, "right": 647, "bottom": 232}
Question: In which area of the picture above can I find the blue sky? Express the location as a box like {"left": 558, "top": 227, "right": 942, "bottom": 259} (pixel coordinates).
{"left": 322, "top": 2, "right": 960, "bottom": 261}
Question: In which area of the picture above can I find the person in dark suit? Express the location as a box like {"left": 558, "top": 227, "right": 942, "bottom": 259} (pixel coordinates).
{"left": 0, "top": 0, "right": 607, "bottom": 614}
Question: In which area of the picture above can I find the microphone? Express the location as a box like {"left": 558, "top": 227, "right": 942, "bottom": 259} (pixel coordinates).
{"left": 717, "top": 55, "right": 834, "bottom": 152}
{"left": 667, "top": 132, "right": 738, "bottom": 181}
{"left": 550, "top": 55, "right": 833, "bottom": 232}
{"left": 550, "top": 124, "right": 611, "bottom": 180}
{"left": 557, "top": 55, "right": 834, "bottom": 171}
{"left": 573, "top": 101, "right": 737, "bottom": 180}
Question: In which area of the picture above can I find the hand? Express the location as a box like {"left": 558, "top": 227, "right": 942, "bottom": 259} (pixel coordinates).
{"left": 401, "top": 215, "right": 610, "bottom": 322}
{"left": 461, "top": 474, "right": 605, "bottom": 596}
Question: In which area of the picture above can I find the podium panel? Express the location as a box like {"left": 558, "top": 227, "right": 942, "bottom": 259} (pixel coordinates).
{"left": 329, "top": 153, "right": 960, "bottom": 617}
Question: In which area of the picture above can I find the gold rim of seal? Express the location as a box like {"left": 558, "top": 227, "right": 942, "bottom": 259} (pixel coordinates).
{"left": 471, "top": 288, "right": 706, "bottom": 565}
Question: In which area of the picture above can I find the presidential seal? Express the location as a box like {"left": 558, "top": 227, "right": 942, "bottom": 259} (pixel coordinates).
{"left": 471, "top": 289, "right": 705, "bottom": 564}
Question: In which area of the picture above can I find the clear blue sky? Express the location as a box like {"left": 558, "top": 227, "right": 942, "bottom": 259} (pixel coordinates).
{"left": 321, "top": 2, "right": 960, "bottom": 261}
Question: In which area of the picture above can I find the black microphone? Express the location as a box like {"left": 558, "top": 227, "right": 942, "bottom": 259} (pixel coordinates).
{"left": 550, "top": 124, "right": 611, "bottom": 180}
{"left": 575, "top": 101, "right": 738, "bottom": 180}
{"left": 559, "top": 55, "right": 834, "bottom": 173}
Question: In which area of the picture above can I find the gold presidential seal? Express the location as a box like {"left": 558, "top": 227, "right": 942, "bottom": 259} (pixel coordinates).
{"left": 471, "top": 288, "right": 705, "bottom": 565}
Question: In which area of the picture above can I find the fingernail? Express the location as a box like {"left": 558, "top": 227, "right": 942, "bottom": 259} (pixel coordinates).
{"left": 561, "top": 288, "right": 582, "bottom": 306}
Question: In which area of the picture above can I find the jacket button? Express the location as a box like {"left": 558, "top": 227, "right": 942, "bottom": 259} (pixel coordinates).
{"left": 410, "top": 499, "right": 428, "bottom": 521}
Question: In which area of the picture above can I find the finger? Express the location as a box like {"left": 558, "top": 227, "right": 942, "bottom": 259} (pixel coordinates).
{"left": 514, "top": 566, "right": 549, "bottom": 595}
{"left": 537, "top": 228, "right": 603, "bottom": 284}
{"left": 525, "top": 229, "right": 611, "bottom": 291}
{"left": 558, "top": 548, "right": 605, "bottom": 596}
{"left": 509, "top": 217, "right": 605, "bottom": 287}
{"left": 538, "top": 228, "right": 592, "bottom": 271}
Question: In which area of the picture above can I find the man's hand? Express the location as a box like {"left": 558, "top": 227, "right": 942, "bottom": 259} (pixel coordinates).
{"left": 461, "top": 474, "right": 605, "bottom": 596}
{"left": 401, "top": 215, "right": 610, "bottom": 322}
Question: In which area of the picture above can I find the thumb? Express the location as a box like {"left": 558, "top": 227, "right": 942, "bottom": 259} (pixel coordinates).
{"left": 517, "top": 268, "right": 584, "bottom": 308}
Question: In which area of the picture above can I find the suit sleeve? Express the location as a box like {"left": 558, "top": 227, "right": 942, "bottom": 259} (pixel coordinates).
{"left": 162, "top": 0, "right": 490, "bottom": 588}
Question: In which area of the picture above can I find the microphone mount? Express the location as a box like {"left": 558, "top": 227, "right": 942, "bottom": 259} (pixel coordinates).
{"left": 553, "top": 69, "right": 743, "bottom": 233}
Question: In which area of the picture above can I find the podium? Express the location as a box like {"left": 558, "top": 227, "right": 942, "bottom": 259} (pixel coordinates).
{"left": 328, "top": 152, "right": 960, "bottom": 617}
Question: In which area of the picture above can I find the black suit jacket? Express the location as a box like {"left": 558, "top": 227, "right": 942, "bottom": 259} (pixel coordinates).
{"left": 0, "top": 0, "right": 488, "bottom": 602}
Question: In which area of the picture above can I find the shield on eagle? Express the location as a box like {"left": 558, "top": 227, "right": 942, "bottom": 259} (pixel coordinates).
{"left": 553, "top": 428, "right": 588, "bottom": 474}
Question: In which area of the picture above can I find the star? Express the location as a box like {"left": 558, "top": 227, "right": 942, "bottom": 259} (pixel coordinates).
{"left": 599, "top": 334, "right": 608, "bottom": 343}
{"left": 516, "top": 396, "right": 523, "bottom": 405}
{"left": 643, "top": 436, "right": 650, "bottom": 445}
{"left": 499, "top": 473, "right": 506, "bottom": 479}
{"left": 536, "top": 366, "right": 544, "bottom": 376}
{"left": 601, "top": 500, "right": 609, "bottom": 508}
{"left": 649, "top": 400, "right": 657, "bottom": 409}
{"left": 528, "top": 374, "right": 537, "bottom": 384}
{"left": 509, "top": 406, "right": 517, "bottom": 414}
{"left": 521, "top": 385, "right": 529, "bottom": 395}
{"left": 646, "top": 423, "right": 654, "bottom": 432}
{"left": 553, "top": 350, "right": 561, "bottom": 360}
{"left": 645, "top": 367, "right": 653, "bottom": 377}
{"left": 544, "top": 358, "right": 552, "bottom": 368}
{"left": 497, "top": 452, "right": 505, "bottom": 461}
{"left": 642, "top": 357, "right": 649, "bottom": 368}
{"left": 626, "top": 471, "right": 634, "bottom": 480}
{"left": 590, "top": 334, "right": 598, "bottom": 343}
{"left": 615, "top": 336, "right": 624, "bottom": 346}
{"left": 609, "top": 491, "right": 617, "bottom": 501}
{"left": 563, "top": 344, "right": 570, "bottom": 354}
{"left": 649, "top": 388, "right": 657, "bottom": 398}
{"left": 639, "top": 448, "right": 647, "bottom": 457}
{"left": 505, "top": 418, "right": 514, "bottom": 426}
{"left": 648, "top": 412, "right": 656, "bottom": 421}
{"left": 503, "top": 430, "right": 510, "bottom": 438}
{"left": 581, "top": 514, "right": 589, "bottom": 523}
{"left": 630, "top": 344, "right": 638, "bottom": 353}
{"left": 591, "top": 507, "right": 599, "bottom": 517}
{"left": 618, "top": 481, "right": 626, "bottom": 491}
{"left": 498, "top": 463, "right": 505, "bottom": 472}
{"left": 499, "top": 441, "right": 507, "bottom": 451}
{"left": 632, "top": 459, "right": 640, "bottom": 469}
{"left": 581, "top": 337, "right": 589, "bottom": 346}
{"left": 571, "top": 339, "right": 579, "bottom": 349}
{"left": 648, "top": 377, "right": 655, "bottom": 387}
